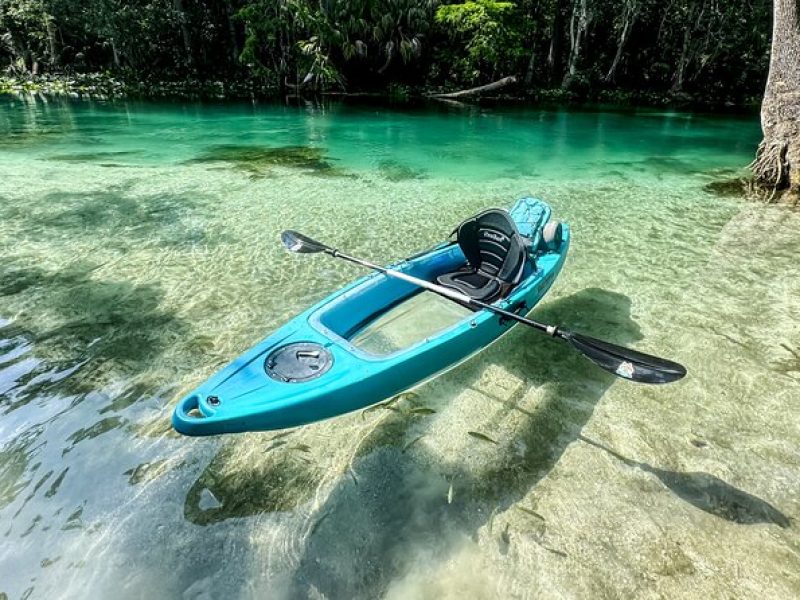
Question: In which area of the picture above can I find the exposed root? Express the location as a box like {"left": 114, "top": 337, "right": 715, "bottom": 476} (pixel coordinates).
{"left": 750, "top": 140, "right": 788, "bottom": 189}
{"left": 748, "top": 138, "right": 800, "bottom": 204}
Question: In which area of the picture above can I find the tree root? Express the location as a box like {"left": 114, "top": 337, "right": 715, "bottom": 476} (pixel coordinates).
{"left": 748, "top": 139, "right": 800, "bottom": 204}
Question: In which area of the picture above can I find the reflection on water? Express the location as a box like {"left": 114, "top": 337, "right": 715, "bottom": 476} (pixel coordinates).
{"left": 0, "top": 96, "right": 798, "bottom": 599}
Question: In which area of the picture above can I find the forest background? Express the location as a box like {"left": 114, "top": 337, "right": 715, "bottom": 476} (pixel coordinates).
{"left": 0, "top": 0, "right": 773, "bottom": 105}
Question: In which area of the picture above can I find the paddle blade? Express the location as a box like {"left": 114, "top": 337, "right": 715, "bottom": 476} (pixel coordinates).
{"left": 281, "top": 230, "right": 330, "bottom": 254}
{"left": 563, "top": 332, "right": 687, "bottom": 384}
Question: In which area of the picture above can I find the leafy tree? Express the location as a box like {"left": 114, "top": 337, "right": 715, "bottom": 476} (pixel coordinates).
{"left": 434, "top": 0, "right": 522, "bottom": 84}
{"left": 0, "top": 0, "right": 774, "bottom": 104}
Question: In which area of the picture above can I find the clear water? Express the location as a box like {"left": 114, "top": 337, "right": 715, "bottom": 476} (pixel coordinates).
{"left": 1, "top": 97, "right": 798, "bottom": 599}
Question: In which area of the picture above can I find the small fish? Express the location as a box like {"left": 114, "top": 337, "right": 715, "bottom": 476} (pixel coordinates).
{"left": 397, "top": 391, "right": 419, "bottom": 403}
{"left": 500, "top": 523, "right": 511, "bottom": 549}
{"left": 309, "top": 511, "right": 330, "bottom": 536}
{"left": 348, "top": 465, "right": 359, "bottom": 486}
{"left": 384, "top": 394, "right": 404, "bottom": 407}
{"left": 408, "top": 407, "right": 436, "bottom": 415}
{"left": 468, "top": 431, "right": 497, "bottom": 444}
{"left": 265, "top": 440, "right": 287, "bottom": 453}
{"left": 402, "top": 434, "right": 425, "bottom": 453}
{"left": 780, "top": 342, "right": 800, "bottom": 359}
{"left": 515, "top": 505, "right": 545, "bottom": 521}
{"left": 543, "top": 546, "right": 567, "bottom": 558}
{"left": 271, "top": 430, "right": 295, "bottom": 441}
{"left": 361, "top": 404, "right": 383, "bottom": 420}
{"left": 487, "top": 507, "right": 499, "bottom": 534}
{"left": 447, "top": 482, "right": 454, "bottom": 504}
{"left": 291, "top": 443, "right": 311, "bottom": 453}
{"left": 363, "top": 401, "right": 401, "bottom": 417}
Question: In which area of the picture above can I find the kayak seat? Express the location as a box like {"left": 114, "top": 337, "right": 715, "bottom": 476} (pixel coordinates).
{"left": 436, "top": 208, "right": 528, "bottom": 303}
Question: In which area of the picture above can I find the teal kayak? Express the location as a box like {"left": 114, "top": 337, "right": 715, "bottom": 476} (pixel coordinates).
{"left": 172, "top": 197, "right": 569, "bottom": 436}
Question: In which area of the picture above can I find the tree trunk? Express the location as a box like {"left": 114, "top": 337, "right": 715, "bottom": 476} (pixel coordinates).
{"left": 430, "top": 76, "right": 517, "bottom": 99}
{"left": 111, "top": 38, "right": 121, "bottom": 68}
{"left": 45, "top": 15, "right": 59, "bottom": 68}
{"left": 547, "top": 0, "right": 567, "bottom": 83}
{"left": 172, "top": 0, "right": 194, "bottom": 67}
{"left": 604, "top": 1, "right": 637, "bottom": 83}
{"left": 671, "top": 0, "right": 704, "bottom": 93}
{"left": 752, "top": 0, "right": 800, "bottom": 198}
{"left": 562, "top": 0, "right": 592, "bottom": 88}
{"left": 524, "top": 50, "right": 536, "bottom": 86}
{"left": 225, "top": 0, "right": 240, "bottom": 65}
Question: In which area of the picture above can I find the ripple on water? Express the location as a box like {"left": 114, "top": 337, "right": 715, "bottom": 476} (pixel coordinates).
{"left": 0, "top": 98, "right": 798, "bottom": 600}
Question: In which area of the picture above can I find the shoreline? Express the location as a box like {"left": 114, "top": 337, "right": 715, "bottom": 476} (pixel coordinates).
{"left": 1, "top": 73, "right": 761, "bottom": 113}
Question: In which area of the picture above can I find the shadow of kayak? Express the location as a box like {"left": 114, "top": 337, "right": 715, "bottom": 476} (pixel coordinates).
{"left": 275, "top": 287, "right": 637, "bottom": 598}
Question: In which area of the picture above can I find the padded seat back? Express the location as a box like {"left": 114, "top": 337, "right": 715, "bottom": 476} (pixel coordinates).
{"left": 457, "top": 209, "right": 527, "bottom": 286}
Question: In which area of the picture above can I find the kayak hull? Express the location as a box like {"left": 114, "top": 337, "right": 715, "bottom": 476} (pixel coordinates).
{"left": 173, "top": 198, "right": 569, "bottom": 435}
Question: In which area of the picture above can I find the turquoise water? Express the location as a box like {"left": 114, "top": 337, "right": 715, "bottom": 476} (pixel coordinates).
{"left": 1, "top": 97, "right": 799, "bottom": 599}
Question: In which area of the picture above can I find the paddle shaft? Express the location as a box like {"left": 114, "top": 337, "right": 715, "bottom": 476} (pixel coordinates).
{"left": 287, "top": 229, "right": 686, "bottom": 383}
{"left": 326, "top": 248, "right": 559, "bottom": 337}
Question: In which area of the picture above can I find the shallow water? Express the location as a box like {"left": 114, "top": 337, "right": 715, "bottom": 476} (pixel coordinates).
{"left": 1, "top": 96, "right": 799, "bottom": 599}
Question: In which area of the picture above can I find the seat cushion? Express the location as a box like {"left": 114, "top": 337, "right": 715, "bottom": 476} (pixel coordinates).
{"left": 455, "top": 209, "right": 527, "bottom": 286}
{"left": 436, "top": 269, "right": 501, "bottom": 303}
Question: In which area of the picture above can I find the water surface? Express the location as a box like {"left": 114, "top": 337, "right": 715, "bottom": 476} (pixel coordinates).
{"left": 1, "top": 97, "right": 798, "bottom": 599}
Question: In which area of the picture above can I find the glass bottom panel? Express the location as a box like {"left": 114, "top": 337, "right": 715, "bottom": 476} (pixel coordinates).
{"left": 349, "top": 291, "right": 472, "bottom": 355}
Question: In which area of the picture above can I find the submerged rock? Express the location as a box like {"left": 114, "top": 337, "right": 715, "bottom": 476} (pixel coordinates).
{"left": 197, "top": 488, "right": 223, "bottom": 511}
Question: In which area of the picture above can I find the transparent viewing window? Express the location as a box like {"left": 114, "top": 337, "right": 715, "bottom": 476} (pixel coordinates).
{"left": 349, "top": 291, "right": 472, "bottom": 356}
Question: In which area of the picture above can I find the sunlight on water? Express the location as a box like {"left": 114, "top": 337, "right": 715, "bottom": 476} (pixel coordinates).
{"left": 1, "top": 96, "right": 798, "bottom": 599}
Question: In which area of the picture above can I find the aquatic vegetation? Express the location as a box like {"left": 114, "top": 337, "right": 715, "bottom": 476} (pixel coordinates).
{"left": 703, "top": 177, "right": 749, "bottom": 198}
{"left": 66, "top": 417, "right": 126, "bottom": 446}
{"left": 43, "top": 468, "right": 69, "bottom": 498}
{"left": 641, "top": 155, "right": 700, "bottom": 174}
{"left": 377, "top": 159, "right": 428, "bottom": 181}
{"left": 33, "top": 188, "right": 204, "bottom": 247}
{"left": 185, "top": 144, "right": 347, "bottom": 178}
{"left": 0, "top": 127, "right": 66, "bottom": 150}
{"left": 0, "top": 263, "right": 189, "bottom": 399}
{"left": 61, "top": 507, "right": 83, "bottom": 531}
{"left": 2, "top": 100, "right": 799, "bottom": 599}
{"left": 0, "top": 429, "right": 41, "bottom": 510}
{"left": 184, "top": 442, "right": 322, "bottom": 525}
{"left": 124, "top": 460, "right": 173, "bottom": 485}
{"left": 48, "top": 151, "right": 142, "bottom": 163}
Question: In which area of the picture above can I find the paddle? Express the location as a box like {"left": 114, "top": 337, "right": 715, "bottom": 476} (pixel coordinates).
{"left": 281, "top": 230, "right": 687, "bottom": 384}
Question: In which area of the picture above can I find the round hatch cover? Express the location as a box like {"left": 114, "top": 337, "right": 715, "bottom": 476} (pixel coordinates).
{"left": 265, "top": 342, "right": 333, "bottom": 383}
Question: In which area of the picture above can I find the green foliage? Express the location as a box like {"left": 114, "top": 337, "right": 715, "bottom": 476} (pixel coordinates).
{"left": 434, "top": 0, "right": 522, "bottom": 84}
{"left": 0, "top": 0, "right": 774, "bottom": 104}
